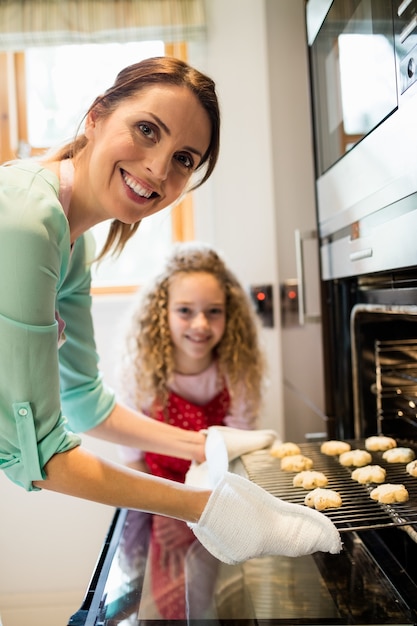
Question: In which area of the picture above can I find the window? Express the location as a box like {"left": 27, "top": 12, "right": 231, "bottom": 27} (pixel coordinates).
{"left": 25, "top": 40, "right": 164, "bottom": 148}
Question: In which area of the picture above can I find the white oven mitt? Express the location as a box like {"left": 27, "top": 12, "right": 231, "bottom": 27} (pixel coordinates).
{"left": 188, "top": 472, "right": 342, "bottom": 564}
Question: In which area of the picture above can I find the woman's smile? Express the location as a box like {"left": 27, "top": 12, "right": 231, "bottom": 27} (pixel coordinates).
{"left": 121, "top": 168, "right": 158, "bottom": 202}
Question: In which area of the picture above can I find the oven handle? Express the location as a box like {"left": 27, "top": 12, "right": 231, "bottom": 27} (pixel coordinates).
{"left": 294, "top": 228, "right": 321, "bottom": 326}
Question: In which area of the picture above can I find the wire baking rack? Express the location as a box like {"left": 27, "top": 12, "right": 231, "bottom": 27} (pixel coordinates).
{"left": 241, "top": 440, "right": 417, "bottom": 537}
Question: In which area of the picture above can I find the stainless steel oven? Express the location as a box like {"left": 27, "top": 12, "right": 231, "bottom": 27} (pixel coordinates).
{"left": 306, "top": 0, "right": 417, "bottom": 439}
{"left": 307, "top": 0, "right": 417, "bottom": 622}
{"left": 308, "top": 0, "right": 417, "bottom": 279}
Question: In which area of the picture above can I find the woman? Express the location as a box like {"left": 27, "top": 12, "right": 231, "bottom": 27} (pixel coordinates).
{"left": 0, "top": 56, "right": 341, "bottom": 564}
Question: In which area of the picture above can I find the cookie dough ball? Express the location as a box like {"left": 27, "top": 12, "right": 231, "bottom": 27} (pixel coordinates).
{"left": 382, "top": 447, "right": 415, "bottom": 463}
{"left": 339, "top": 449, "right": 372, "bottom": 467}
{"left": 370, "top": 484, "right": 409, "bottom": 504}
{"left": 320, "top": 440, "right": 351, "bottom": 456}
{"left": 304, "top": 488, "right": 342, "bottom": 511}
{"left": 293, "top": 470, "right": 328, "bottom": 489}
{"left": 406, "top": 460, "right": 417, "bottom": 477}
{"left": 270, "top": 442, "right": 301, "bottom": 458}
{"left": 351, "top": 465, "right": 386, "bottom": 484}
{"left": 365, "top": 436, "right": 397, "bottom": 451}
{"left": 281, "top": 454, "right": 313, "bottom": 472}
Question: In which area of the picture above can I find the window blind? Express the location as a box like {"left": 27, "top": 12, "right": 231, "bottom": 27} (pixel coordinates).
{"left": 0, "top": 0, "right": 206, "bottom": 49}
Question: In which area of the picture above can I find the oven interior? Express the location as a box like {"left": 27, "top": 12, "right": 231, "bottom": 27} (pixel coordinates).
{"left": 319, "top": 269, "right": 417, "bottom": 617}
{"left": 352, "top": 305, "right": 417, "bottom": 442}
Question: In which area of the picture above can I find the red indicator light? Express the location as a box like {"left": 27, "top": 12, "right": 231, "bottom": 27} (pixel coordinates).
{"left": 288, "top": 290, "right": 297, "bottom": 300}
{"left": 257, "top": 292, "right": 266, "bottom": 301}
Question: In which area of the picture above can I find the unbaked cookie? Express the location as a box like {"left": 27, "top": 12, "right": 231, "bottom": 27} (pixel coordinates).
{"left": 406, "top": 460, "right": 417, "bottom": 477}
{"left": 293, "top": 470, "right": 328, "bottom": 489}
{"left": 370, "top": 483, "right": 409, "bottom": 504}
{"left": 304, "top": 488, "right": 342, "bottom": 511}
{"left": 281, "top": 454, "right": 313, "bottom": 472}
{"left": 270, "top": 442, "right": 301, "bottom": 458}
{"left": 382, "top": 447, "right": 415, "bottom": 463}
{"left": 339, "top": 449, "right": 372, "bottom": 467}
{"left": 365, "top": 436, "right": 397, "bottom": 451}
{"left": 320, "top": 440, "right": 351, "bottom": 456}
{"left": 351, "top": 465, "right": 386, "bottom": 484}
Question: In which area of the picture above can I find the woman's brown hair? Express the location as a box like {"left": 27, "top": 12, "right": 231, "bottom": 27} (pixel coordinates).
{"left": 52, "top": 57, "right": 220, "bottom": 259}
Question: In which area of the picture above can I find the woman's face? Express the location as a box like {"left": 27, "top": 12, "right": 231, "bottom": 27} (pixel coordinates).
{"left": 168, "top": 271, "right": 226, "bottom": 375}
{"left": 83, "top": 84, "right": 211, "bottom": 224}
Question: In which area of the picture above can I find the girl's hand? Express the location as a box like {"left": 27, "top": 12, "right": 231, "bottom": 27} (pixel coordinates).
{"left": 205, "top": 426, "right": 277, "bottom": 462}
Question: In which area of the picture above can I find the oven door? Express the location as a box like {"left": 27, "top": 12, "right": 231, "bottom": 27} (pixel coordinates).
{"left": 68, "top": 482, "right": 417, "bottom": 624}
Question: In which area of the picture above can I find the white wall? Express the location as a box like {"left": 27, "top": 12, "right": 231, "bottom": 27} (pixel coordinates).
{"left": 264, "top": 0, "right": 327, "bottom": 442}
{"left": 192, "top": 0, "right": 285, "bottom": 435}
{"left": 0, "top": 441, "right": 119, "bottom": 626}
{"left": 0, "top": 2, "right": 311, "bottom": 624}
{"left": 0, "top": 296, "right": 129, "bottom": 626}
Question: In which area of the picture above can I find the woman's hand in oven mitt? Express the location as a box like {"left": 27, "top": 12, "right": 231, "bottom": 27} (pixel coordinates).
{"left": 188, "top": 472, "right": 342, "bottom": 564}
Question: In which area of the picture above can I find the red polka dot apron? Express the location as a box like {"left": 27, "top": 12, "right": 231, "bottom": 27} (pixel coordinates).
{"left": 145, "top": 387, "right": 229, "bottom": 618}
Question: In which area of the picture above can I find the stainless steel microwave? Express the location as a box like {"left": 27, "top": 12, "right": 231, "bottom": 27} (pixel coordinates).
{"left": 307, "top": 0, "right": 417, "bottom": 279}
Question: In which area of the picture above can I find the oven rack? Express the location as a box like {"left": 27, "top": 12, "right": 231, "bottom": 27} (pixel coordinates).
{"left": 241, "top": 440, "right": 417, "bottom": 538}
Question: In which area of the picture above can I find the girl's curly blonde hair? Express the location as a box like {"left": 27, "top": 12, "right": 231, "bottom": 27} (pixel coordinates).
{"left": 119, "top": 241, "right": 267, "bottom": 420}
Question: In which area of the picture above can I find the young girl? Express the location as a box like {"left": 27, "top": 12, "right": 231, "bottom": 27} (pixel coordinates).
{"left": 117, "top": 241, "right": 269, "bottom": 619}
{"left": 118, "top": 241, "right": 267, "bottom": 482}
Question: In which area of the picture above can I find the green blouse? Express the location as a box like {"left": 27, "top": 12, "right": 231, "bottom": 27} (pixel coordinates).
{"left": 0, "top": 160, "right": 116, "bottom": 491}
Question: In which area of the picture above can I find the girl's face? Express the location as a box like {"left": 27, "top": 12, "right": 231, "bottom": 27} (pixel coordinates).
{"left": 168, "top": 271, "right": 226, "bottom": 375}
{"left": 82, "top": 84, "right": 211, "bottom": 225}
